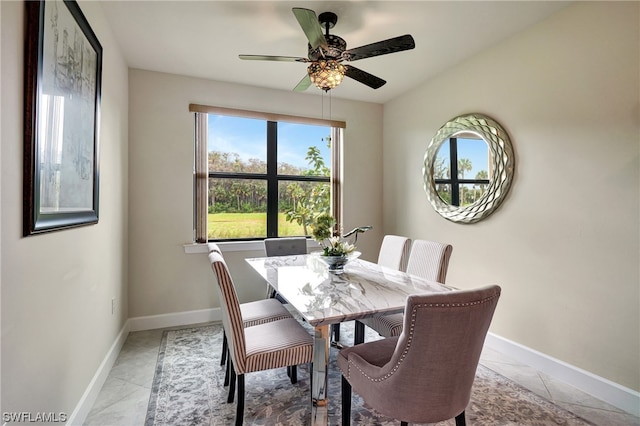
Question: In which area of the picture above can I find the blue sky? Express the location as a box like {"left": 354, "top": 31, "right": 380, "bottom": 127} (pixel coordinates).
{"left": 208, "top": 114, "right": 488, "bottom": 177}
{"left": 436, "top": 137, "right": 490, "bottom": 178}
{"left": 208, "top": 115, "right": 331, "bottom": 170}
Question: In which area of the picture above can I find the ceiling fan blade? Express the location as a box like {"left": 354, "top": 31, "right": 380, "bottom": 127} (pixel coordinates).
{"left": 293, "top": 74, "right": 312, "bottom": 92}
{"left": 344, "top": 65, "right": 386, "bottom": 89}
{"left": 342, "top": 34, "right": 415, "bottom": 62}
{"left": 292, "top": 8, "right": 327, "bottom": 50}
{"left": 239, "top": 54, "right": 309, "bottom": 62}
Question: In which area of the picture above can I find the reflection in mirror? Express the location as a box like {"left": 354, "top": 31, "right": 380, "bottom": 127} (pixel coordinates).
{"left": 423, "top": 114, "right": 514, "bottom": 224}
{"left": 434, "top": 133, "right": 490, "bottom": 206}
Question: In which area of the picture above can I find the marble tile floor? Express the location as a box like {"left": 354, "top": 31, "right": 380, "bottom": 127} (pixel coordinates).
{"left": 84, "top": 322, "right": 639, "bottom": 426}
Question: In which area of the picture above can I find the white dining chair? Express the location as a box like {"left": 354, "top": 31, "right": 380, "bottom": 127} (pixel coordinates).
{"left": 376, "top": 235, "right": 412, "bottom": 272}
{"left": 353, "top": 235, "right": 411, "bottom": 343}
{"left": 355, "top": 239, "right": 453, "bottom": 344}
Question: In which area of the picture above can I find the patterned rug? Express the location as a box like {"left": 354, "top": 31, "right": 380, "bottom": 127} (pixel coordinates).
{"left": 145, "top": 323, "right": 594, "bottom": 426}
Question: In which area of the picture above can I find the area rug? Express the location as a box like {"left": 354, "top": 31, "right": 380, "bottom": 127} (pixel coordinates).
{"left": 145, "top": 323, "right": 594, "bottom": 426}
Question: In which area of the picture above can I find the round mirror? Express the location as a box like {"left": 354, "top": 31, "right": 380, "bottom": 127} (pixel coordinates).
{"left": 423, "top": 114, "right": 514, "bottom": 224}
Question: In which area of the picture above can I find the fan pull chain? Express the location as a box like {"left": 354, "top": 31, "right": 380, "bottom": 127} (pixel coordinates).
{"left": 320, "top": 89, "right": 333, "bottom": 122}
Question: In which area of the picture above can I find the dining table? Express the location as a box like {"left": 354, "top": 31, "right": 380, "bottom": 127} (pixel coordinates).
{"left": 246, "top": 252, "right": 451, "bottom": 426}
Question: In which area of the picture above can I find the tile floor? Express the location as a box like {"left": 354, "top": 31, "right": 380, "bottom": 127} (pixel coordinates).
{"left": 84, "top": 322, "right": 639, "bottom": 426}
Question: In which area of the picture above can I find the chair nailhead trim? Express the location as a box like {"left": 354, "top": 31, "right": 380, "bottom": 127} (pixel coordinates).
{"left": 347, "top": 293, "right": 500, "bottom": 383}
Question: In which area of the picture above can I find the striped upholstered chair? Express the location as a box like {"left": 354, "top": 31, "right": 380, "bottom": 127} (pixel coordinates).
{"left": 339, "top": 285, "right": 501, "bottom": 425}
{"left": 208, "top": 251, "right": 313, "bottom": 426}
{"left": 354, "top": 239, "right": 453, "bottom": 344}
{"left": 208, "top": 244, "right": 295, "bottom": 384}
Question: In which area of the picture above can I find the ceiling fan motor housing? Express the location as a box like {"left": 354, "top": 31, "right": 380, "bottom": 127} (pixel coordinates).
{"left": 309, "top": 34, "right": 347, "bottom": 61}
{"left": 239, "top": 8, "right": 415, "bottom": 91}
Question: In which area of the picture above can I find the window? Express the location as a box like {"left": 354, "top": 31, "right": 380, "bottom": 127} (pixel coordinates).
{"left": 191, "top": 105, "right": 344, "bottom": 242}
{"left": 434, "top": 135, "right": 490, "bottom": 206}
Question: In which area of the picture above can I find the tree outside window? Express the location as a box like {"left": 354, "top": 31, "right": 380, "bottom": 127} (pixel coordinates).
{"left": 206, "top": 114, "right": 337, "bottom": 240}
{"left": 434, "top": 135, "right": 490, "bottom": 207}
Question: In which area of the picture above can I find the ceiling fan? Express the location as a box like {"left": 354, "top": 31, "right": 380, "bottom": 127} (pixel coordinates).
{"left": 239, "top": 8, "right": 415, "bottom": 92}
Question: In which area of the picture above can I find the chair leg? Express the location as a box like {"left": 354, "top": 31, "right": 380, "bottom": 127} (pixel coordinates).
{"left": 235, "top": 374, "right": 245, "bottom": 426}
{"left": 455, "top": 411, "right": 466, "bottom": 426}
{"left": 221, "top": 332, "right": 227, "bottom": 365}
{"left": 290, "top": 365, "right": 297, "bottom": 384}
{"left": 224, "top": 349, "right": 231, "bottom": 386}
{"left": 227, "top": 359, "right": 236, "bottom": 403}
{"left": 354, "top": 320, "right": 365, "bottom": 345}
{"left": 332, "top": 323, "right": 341, "bottom": 341}
{"left": 341, "top": 376, "right": 352, "bottom": 426}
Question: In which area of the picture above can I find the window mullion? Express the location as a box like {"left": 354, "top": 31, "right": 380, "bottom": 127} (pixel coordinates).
{"left": 450, "top": 137, "right": 460, "bottom": 206}
{"left": 266, "top": 121, "right": 278, "bottom": 237}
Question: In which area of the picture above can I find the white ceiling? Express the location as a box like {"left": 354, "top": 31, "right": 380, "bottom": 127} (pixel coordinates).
{"left": 100, "top": 1, "right": 570, "bottom": 104}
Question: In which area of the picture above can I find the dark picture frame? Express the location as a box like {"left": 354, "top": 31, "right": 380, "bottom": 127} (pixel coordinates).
{"left": 24, "top": 0, "right": 102, "bottom": 236}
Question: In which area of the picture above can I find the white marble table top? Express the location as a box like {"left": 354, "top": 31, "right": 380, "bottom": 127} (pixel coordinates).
{"left": 246, "top": 254, "right": 451, "bottom": 327}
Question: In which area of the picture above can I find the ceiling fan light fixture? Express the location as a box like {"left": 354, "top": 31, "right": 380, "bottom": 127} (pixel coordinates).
{"left": 308, "top": 60, "right": 345, "bottom": 92}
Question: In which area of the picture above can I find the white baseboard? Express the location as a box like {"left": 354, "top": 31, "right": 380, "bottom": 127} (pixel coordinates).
{"left": 66, "top": 320, "right": 131, "bottom": 425}
{"left": 68, "top": 313, "right": 639, "bottom": 425}
{"left": 128, "top": 307, "right": 221, "bottom": 332}
{"left": 485, "top": 332, "right": 640, "bottom": 417}
{"left": 67, "top": 309, "right": 221, "bottom": 425}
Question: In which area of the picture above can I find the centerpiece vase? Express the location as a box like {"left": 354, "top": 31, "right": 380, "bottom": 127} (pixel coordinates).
{"left": 320, "top": 255, "right": 349, "bottom": 273}
{"left": 315, "top": 251, "right": 361, "bottom": 274}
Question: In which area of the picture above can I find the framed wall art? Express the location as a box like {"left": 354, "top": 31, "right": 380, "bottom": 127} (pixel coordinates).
{"left": 23, "top": 0, "right": 102, "bottom": 236}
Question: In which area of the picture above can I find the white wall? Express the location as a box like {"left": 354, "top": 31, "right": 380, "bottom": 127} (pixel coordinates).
{"left": 383, "top": 1, "right": 639, "bottom": 392}
{"left": 127, "top": 70, "right": 383, "bottom": 317}
{"left": 1, "top": 0, "right": 129, "bottom": 418}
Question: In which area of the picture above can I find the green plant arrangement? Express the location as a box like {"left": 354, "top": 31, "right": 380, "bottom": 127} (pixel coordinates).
{"left": 311, "top": 214, "right": 356, "bottom": 257}
{"left": 310, "top": 214, "right": 361, "bottom": 274}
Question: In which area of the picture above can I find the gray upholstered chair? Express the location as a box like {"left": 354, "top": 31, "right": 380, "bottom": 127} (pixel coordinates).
{"left": 355, "top": 239, "right": 453, "bottom": 344}
{"left": 263, "top": 237, "right": 307, "bottom": 299}
{"left": 263, "top": 236, "right": 343, "bottom": 342}
{"left": 264, "top": 237, "right": 307, "bottom": 257}
{"left": 209, "top": 251, "right": 313, "bottom": 426}
{"left": 207, "top": 244, "right": 295, "bottom": 384}
{"left": 339, "top": 285, "right": 501, "bottom": 426}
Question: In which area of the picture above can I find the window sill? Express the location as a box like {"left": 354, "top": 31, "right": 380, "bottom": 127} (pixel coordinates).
{"left": 183, "top": 239, "right": 320, "bottom": 254}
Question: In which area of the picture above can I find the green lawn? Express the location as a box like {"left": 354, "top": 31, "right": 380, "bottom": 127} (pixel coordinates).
{"left": 208, "top": 212, "right": 306, "bottom": 239}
